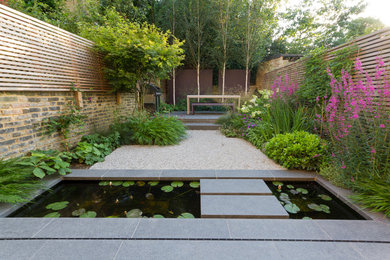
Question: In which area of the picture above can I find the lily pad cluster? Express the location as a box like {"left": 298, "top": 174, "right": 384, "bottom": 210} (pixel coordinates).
{"left": 161, "top": 181, "right": 200, "bottom": 193}
{"left": 44, "top": 201, "right": 69, "bottom": 218}
{"left": 308, "top": 203, "right": 330, "bottom": 213}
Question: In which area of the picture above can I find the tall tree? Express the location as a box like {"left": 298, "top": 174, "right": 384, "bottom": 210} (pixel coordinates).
{"left": 234, "top": 0, "right": 279, "bottom": 94}
{"left": 215, "top": 0, "right": 233, "bottom": 98}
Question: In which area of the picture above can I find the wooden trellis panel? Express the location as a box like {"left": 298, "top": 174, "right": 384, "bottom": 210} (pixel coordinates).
{"left": 262, "top": 28, "right": 390, "bottom": 91}
{"left": 0, "top": 4, "right": 110, "bottom": 92}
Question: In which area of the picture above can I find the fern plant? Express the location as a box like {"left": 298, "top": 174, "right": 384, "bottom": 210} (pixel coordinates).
{"left": 0, "top": 158, "right": 41, "bottom": 204}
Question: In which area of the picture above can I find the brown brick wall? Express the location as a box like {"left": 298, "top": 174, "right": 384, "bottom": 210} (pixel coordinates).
{"left": 0, "top": 91, "right": 136, "bottom": 159}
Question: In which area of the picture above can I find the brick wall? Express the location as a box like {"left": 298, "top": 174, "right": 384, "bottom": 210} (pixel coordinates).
{"left": 0, "top": 91, "right": 136, "bottom": 159}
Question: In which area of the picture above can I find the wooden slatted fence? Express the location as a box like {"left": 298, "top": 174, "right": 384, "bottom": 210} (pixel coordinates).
{"left": 0, "top": 4, "right": 110, "bottom": 92}
{"left": 262, "top": 28, "right": 390, "bottom": 92}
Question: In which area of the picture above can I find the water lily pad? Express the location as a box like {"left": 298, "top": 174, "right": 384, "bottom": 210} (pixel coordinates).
{"left": 302, "top": 217, "right": 312, "bottom": 220}
{"left": 287, "top": 184, "right": 294, "bottom": 189}
{"left": 46, "top": 201, "right": 69, "bottom": 211}
{"left": 43, "top": 212, "right": 60, "bottom": 218}
{"left": 296, "top": 188, "right": 308, "bottom": 194}
{"left": 80, "top": 211, "right": 97, "bottom": 218}
{"left": 272, "top": 181, "right": 283, "bottom": 186}
{"left": 284, "top": 203, "right": 300, "bottom": 214}
{"left": 161, "top": 185, "right": 173, "bottom": 192}
{"left": 290, "top": 189, "right": 299, "bottom": 195}
{"left": 308, "top": 203, "right": 322, "bottom": 211}
{"left": 106, "top": 216, "right": 119, "bottom": 218}
{"left": 99, "top": 181, "right": 109, "bottom": 186}
{"left": 111, "top": 181, "right": 123, "bottom": 186}
{"left": 153, "top": 214, "right": 165, "bottom": 218}
{"left": 72, "top": 208, "right": 86, "bottom": 216}
{"left": 148, "top": 181, "right": 159, "bottom": 186}
{"left": 189, "top": 182, "right": 200, "bottom": 188}
{"left": 320, "top": 204, "right": 331, "bottom": 213}
{"left": 279, "top": 193, "right": 290, "bottom": 203}
{"left": 318, "top": 194, "right": 332, "bottom": 201}
{"left": 171, "top": 181, "right": 183, "bottom": 187}
{"left": 178, "top": 212, "right": 195, "bottom": 218}
{"left": 122, "top": 181, "right": 135, "bottom": 187}
{"left": 126, "top": 209, "right": 142, "bottom": 218}
{"left": 136, "top": 181, "right": 145, "bottom": 187}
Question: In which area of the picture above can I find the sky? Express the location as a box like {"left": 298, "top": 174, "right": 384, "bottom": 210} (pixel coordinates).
{"left": 282, "top": 0, "right": 390, "bottom": 26}
{"left": 363, "top": 0, "right": 390, "bottom": 26}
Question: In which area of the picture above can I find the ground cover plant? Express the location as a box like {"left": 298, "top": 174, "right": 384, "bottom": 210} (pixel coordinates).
{"left": 113, "top": 112, "right": 187, "bottom": 146}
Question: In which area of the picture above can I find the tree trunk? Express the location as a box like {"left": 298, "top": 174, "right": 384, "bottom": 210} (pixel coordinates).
{"left": 222, "top": 62, "right": 226, "bottom": 102}
{"left": 197, "top": 63, "right": 200, "bottom": 102}
{"left": 172, "top": 69, "right": 176, "bottom": 105}
{"left": 245, "top": 65, "right": 249, "bottom": 95}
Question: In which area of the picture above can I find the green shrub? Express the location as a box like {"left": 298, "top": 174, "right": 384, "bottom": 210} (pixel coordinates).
{"left": 351, "top": 178, "right": 390, "bottom": 217}
{"left": 129, "top": 113, "right": 186, "bottom": 145}
{"left": 265, "top": 131, "right": 325, "bottom": 170}
{"left": 246, "top": 122, "right": 274, "bottom": 149}
{"left": 0, "top": 158, "right": 41, "bottom": 204}
{"left": 73, "top": 132, "right": 120, "bottom": 165}
{"left": 159, "top": 103, "right": 175, "bottom": 113}
{"left": 18, "top": 150, "right": 71, "bottom": 178}
{"left": 217, "top": 113, "right": 245, "bottom": 137}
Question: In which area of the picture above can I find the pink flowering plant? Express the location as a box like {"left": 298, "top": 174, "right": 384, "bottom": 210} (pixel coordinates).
{"left": 318, "top": 57, "right": 390, "bottom": 185}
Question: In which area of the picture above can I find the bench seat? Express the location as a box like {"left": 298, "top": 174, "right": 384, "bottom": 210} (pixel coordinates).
{"left": 191, "top": 102, "right": 235, "bottom": 114}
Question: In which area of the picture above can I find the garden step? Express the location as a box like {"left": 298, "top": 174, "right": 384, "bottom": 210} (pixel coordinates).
{"left": 179, "top": 118, "right": 218, "bottom": 124}
{"left": 200, "top": 179, "right": 272, "bottom": 195}
{"left": 201, "top": 195, "right": 289, "bottom": 219}
{"left": 185, "top": 123, "right": 220, "bottom": 130}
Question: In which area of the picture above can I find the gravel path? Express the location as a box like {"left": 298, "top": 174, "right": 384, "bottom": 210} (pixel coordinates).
{"left": 91, "top": 130, "right": 284, "bottom": 170}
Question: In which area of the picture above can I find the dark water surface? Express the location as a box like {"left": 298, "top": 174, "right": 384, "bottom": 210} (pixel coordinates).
{"left": 266, "top": 181, "right": 365, "bottom": 220}
{"left": 9, "top": 181, "right": 200, "bottom": 218}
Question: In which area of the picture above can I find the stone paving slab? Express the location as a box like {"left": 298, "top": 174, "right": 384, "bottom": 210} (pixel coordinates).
{"left": 33, "top": 218, "right": 140, "bottom": 238}
{"left": 0, "top": 218, "right": 54, "bottom": 238}
{"left": 316, "top": 220, "right": 390, "bottom": 242}
{"left": 31, "top": 240, "right": 121, "bottom": 260}
{"left": 64, "top": 169, "right": 108, "bottom": 180}
{"left": 200, "top": 179, "right": 272, "bottom": 195}
{"left": 1, "top": 239, "right": 386, "bottom": 260}
{"left": 133, "top": 219, "right": 230, "bottom": 238}
{"left": 201, "top": 195, "right": 289, "bottom": 219}
{"left": 102, "top": 169, "right": 162, "bottom": 180}
{"left": 227, "top": 219, "right": 331, "bottom": 240}
{"left": 160, "top": 169, "right": 216, "bottom": 180}
{"left": 215, "top": 169, "right": 276, "bottom": 179}
{"left": 115, "top": 240, "right": 281, "bottom": 260}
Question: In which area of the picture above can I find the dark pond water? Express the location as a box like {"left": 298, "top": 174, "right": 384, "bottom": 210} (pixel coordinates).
{"left": 9, "top": 181, "right": 200, "bottom": 218}
{"left": 266, "top": 181, "right": 365, "bottom": 220}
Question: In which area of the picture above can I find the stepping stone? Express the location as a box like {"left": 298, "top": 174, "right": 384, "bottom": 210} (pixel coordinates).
{"left": 200, "top": 179, "right": 272, "bottom": 195}
{"left": 201, "top": 195, "right": 289, "bottom": 219}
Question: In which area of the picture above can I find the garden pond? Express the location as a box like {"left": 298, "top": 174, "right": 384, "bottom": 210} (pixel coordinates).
{"left": 266, "top": 181, "right": 365, "bottom": 220}
{"left": 9, "top": 181, "right": 200, "bottom": 218}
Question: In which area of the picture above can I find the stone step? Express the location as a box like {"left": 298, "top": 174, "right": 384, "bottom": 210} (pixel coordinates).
{"left": 179, "top": 118, "right": 218, "bottom": 124}
{"left": 185, "top": 123, "right": 220, "bottom": 130}
{"left": 200, "top": 179, "right": 272, "bottom": 195}
{"left": 201, "top": 195, "right": 289, "bottom": 219}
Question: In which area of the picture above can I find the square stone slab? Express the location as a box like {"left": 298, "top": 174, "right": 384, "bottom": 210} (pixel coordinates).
{"left": 200, "top": 179, "right": 272, "bottom": 195}
{"left": 201, "top": 195, "right": 289, "bottom": 219}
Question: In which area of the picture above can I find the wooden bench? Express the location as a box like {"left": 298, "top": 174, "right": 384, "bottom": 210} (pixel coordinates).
{"left": 191, "top": 102, "right": 235, "bottom": 114}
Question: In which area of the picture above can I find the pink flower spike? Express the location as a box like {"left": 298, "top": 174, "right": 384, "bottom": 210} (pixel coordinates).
{"left": 380, "top": 124, "right": 385, "bottom": 128}
{"left": 371, "top": 148, "right": 376, "bottom": 154}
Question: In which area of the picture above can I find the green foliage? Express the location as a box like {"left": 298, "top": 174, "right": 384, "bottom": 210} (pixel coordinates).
{"left": 80, "top": 8, "right": 184, "bottom": 108}
{"left": 73, "top": 132, "right": 120, "bottom": 165}
{"left": 18, "top": 150, "right": 71, "bottom": 178}
{"left": 42, "top": 105, "right": 86, "bottom": 151}
{"left": 351, "top": 178, "right": 390, "bottom": 217}
{"left": 217, "top": 112, "right": 245, "bottom": 137}
{"left": 265, "top": 131, "right": 325, "bottom": 170}
{"left": 120, "top": 112, "right": 187, "bottom": 145}
{"left": 159, "top": 103, "right": 175, "bottom": 114}
{"left": 0, "top": 158, "right": 41, "bottom": 204}
{"left": 298, "top": 46, "right": 357, "bottom": 105}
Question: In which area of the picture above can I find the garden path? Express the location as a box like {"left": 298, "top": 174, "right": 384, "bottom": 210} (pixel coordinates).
{"left": 91, "top": 130, "right": 284, "bottom": 170}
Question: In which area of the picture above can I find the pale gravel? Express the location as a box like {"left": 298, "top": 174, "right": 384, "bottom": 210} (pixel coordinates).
{"left": 91, "top": 130, "right": 285, "bottom": 170}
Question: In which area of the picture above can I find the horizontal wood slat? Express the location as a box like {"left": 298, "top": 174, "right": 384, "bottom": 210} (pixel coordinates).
{"left": 0, "top": 4, "right": 110, "bottom": 92}
{"left": 262, "top": 27, "right": 390, "bottom": 98}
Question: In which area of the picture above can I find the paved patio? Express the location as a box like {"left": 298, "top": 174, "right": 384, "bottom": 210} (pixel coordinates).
{"left": 91, "top": 130, "right": 284, "bottom": 170}
{"left": 1, "top": 169, "right": 389, "bottom": 259}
